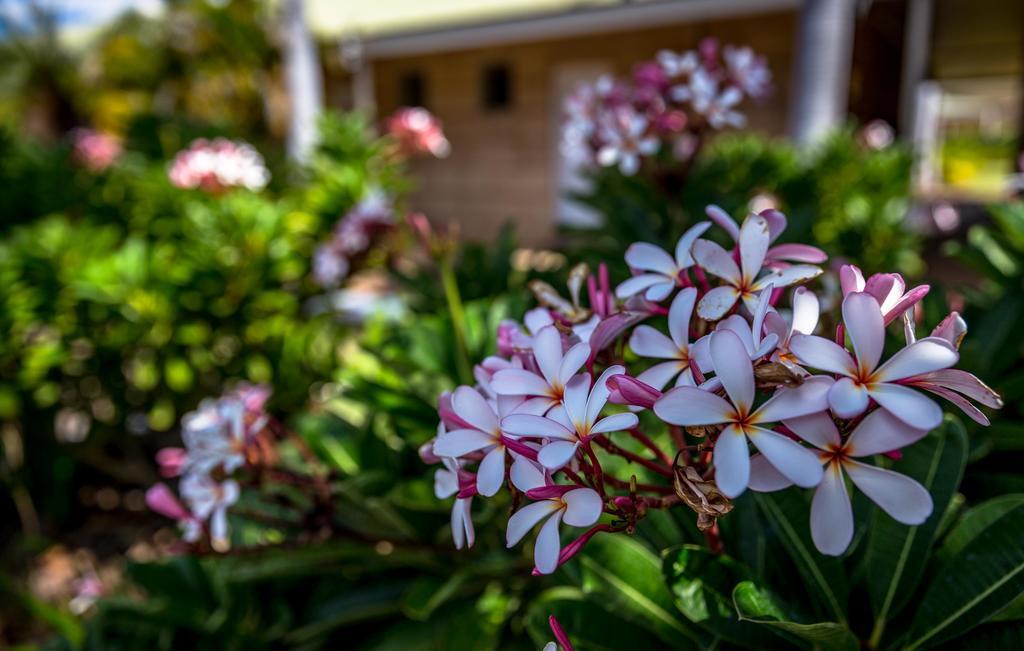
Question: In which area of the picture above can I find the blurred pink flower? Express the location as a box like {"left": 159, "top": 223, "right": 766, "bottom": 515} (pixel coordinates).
{"left": 385, "top": 107, "right": 451, "bottom": 158}
{"left": 70, "top": 128, "right": 122, "bottom": 172}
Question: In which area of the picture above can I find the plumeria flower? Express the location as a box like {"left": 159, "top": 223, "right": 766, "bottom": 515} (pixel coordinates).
{"left": 723, "top": 45, "right": 772, "bottom": 98}
{"left": 681, "top": 69, "right": 746, "bottom": 129}
{"left": 181, "top": 397, "right": 247, "bottom": 476}
{"left": 502, "top": 367, "right": 638, "bottom": 470}
{"left": 434, "top": 456, "right": 475, "bottom": 549}
{"left": 506, "top": 458, "right": 603, "bottom": 574}
{"left": 432, "top": 387, "right": 523, "bottom": 497}
{"left": 492, "top": 325, "right": 590, "bottom": 412}
{"left": 839, "top": 265, "right": 929, "bottom": 325}
{"left": 704, "top": 205, "right": 827, "bottom": 265}
{"left": 615, "top": 221, "right": 712, "bottom": 301}
{"left": 657, "top": 49, "right": 699, "bottom": 79}
{"left": 654, "top": 329, "right": 831, "bottom": 497}
{"left": 899, "top": 311, "right": 1003, "bottom": 425}
{"left": 693, "top": 213, "right": 822, "bottom": 320}
{"left": 629, "top": 287, "right": 700, "bottom": 390}
{"left": 145, "top": 483, "right": 202, "bottom": 542}
{"left": 595, "top": 108, "right": 658, "bottom": 175}
{"left": 789, "top": 292, "right": 959, "bottom": 429}
{"left": 180, "top": 472, "right": 240, "bottom": 552}
{"left": 690, "top": 284, "right": 780, "bottom": 370}
{"left": 497, "top": 307, "right": 554, "bottom": 355}
{"left": 763, "top": 286, "right": 820, "bottom": 369}
{"left": 750, "top": 409, "right": 932, "bottom": 555}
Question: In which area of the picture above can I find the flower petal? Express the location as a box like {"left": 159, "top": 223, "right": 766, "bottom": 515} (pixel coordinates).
{"left": 766, "top": 243, "right": 828, "bottom": 264}
{"left": 476, "top": 447, "right": 507, "bottom": 497}
{"left": 674, "top": 221, "right": 712, "bottom": 267}
{"left": 810, "top": 462, "right": 854, "bottom": 556}
{"left": 591, "top": 412, "right": 639, "bottom": 434}
{"left": 845, "top": 408, "right": 929, "bottom": 457}
{"left": 538, "top": 440, "right": 581, "bottom": 470}
{"left": 843, "top": 292, "right": 885, "bottom": 374}
{"left": 828, "top": 377, "right": 870, "bottom": 419}
{"left": 844, "top": 460, "right": 933, "bottom": 525}
{"left": 629, "top": 325, "right": 680, "bottom": 359}
{"left": 693, "top": 239, "right": 741, "bottom": 283}
{"left": 873, "top": 337, "right": 959, "bottom": 382}
{"left": 501, "top": 415, "right": 575, "bottom": 440}
{"left": 534, "top": 511, "right": 564, "bottom": 574}
{"left": 753, "top": 375, "right": 833, "bottom": 423}
{"left": 911, "top": 369, "right": 1002, "bottom": 408}
{"left": 739, "top": 214, "right": 771, "bottom": 285}
{"left": 452, "top": 498, "right": 474, "bottom": 549}
{"left": 559, "top": 342, "right": 592, "bottom": 387}
{"left": 562, "top": 374, "right": 591, "bottom": 430}
{"left": 668, "top": 287, "right": 697, "bottom": 349}
{"left": 710, "top": 329, "right": 755, "bottom": 414}
{"left": 868, "top": 383, "right": 944, "bottom": 430}
{"left": 790, "top": 286, "right": 820, "bottom": 335}
{"left": 562, "top": 488, "right": 603, "bottom": 527}
{"left": 491, "top": 369, "right": 553, "bottom": 398}
{"left": 616, "top": 274, "right": 671, "bottom": 300}
{"left": 752, "top": 265, "right": 822, "bottom": 291}
{"left": 637, "top": 361, "right": 685, "bottom": 392}
{"left": 533, "top": 326, "right": 565, "bottom": 388}
{"left": 705, "top": 204, "right": 740, "bottom": 241}
{"left": 654, "top": 386, "right": 734, "bottom": 426}
{"left": 713, "top": 424, "right": 751, "bottom": 498}
{"left": 789, "top": 334, "right": 857, "bottom": 376}
{"left": 625, "top": 242, "right": 677, "bottom": 276}
{"left": 452, "top": 386, "right": 498, "bottom": 433}
{"left": 747, "top": 426, "right": 823, "bottom": 488}
{"left": 506, "top": 501, "right": 558, "bottom": 547}
{"left": 433, "top": 428, "right": 495, "bottom": 457}
{"left": 697, "top": 286, "right": 741, "bottom": 321}
{"left": 748, "top": 454, "right": 795, "bottom": 492}
{"left": 645, "top": 281, "right": 676, "bottom": 302}
{"left": 587, "top": 365, "right": 625, "bottom": 425}
{"left": 782, "top": 410, "right": 840, "bottom": 451}
{"left": 510, "top": 455, "right": 546, "bottom": 492}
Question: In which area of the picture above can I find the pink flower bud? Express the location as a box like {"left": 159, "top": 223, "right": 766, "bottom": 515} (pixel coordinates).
{"left": 155, "top": 447, "right": 188, "bottom": 478}
{"left": 606, "top": 375, "right": 662, "bottom": 410}
{"left": 146, "top": 483, "right": 191, "bottom": 521}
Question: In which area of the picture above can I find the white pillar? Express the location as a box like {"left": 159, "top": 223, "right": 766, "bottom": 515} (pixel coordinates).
{"left": 899, "top": 0, "right": 935, "bottom": 139}
{"left": 283, "top": 0, "right": 323, "bottom": 164}
{"left": 340, "top": 38, "right": 376, "bottom": 115}
{"left": 788, "top": 0, "right": 858, "bottom": 144}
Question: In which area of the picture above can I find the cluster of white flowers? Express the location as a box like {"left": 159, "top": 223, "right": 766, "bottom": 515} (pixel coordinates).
{"left": 562, "top": 39, "right": 772, "bottom": 175}
{"left": 425, "top": 204, "right": 1001, "bottom": 572}
{"left": 313, "top": 193, "right": 397, "bottom": 287}
{"left": 168, "top": 138, "right": 270, "bottom": 192}
{"left": 146, "top": 384, "right": 270, "bottom": 551}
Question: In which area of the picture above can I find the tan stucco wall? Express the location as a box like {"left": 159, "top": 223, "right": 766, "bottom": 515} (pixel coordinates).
{"left": 370, "top": 10, "right": 798, "bottom": 247}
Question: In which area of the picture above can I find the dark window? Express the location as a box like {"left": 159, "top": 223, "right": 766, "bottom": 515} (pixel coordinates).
{"left": 482, "top": 64, "right": 512, "bottom": 110}
{"left": 399, "top": 71, "right": 426, "bottom": 108}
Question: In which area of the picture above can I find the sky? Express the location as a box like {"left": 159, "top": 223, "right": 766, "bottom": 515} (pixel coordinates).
{"left": 0, "top": 0, "right": 163, "bottom": 36}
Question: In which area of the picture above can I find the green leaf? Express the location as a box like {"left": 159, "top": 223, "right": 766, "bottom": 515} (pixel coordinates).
{"left": 401, "top": 572, "right": 468, "bottom": 621}
{"left": 661, "top": 545, "right": 789, "bottom": 649}
{"left": 902, "top": 502, "right": 1024, "bottom": 649}
{"left": 732, "top": 581, "right": 858, "bottom": 651}
{"left": 284, "top": 582, "right": 408, "bottom": 645}
{"left": 864, "top": 418, "right": 968, "bottom": 640}
{"left": 939, "top": 494, "right": 1024, "bottom": 561}
{"left": 753, "top": 488, "right": 848, "bottom": 623}
{"left": 579, "top": 533, "right": 709, "bottom": 648}
{"left": 526, "top": 587, "right": 667, "bottom": 651}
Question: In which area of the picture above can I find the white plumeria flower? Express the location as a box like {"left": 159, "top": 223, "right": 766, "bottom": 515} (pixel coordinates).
{"left": 615, "top": 221, "right": 712, "bottom": 301}
{"left": 653, "top": 329, "right": 831, "bottom": 498}
{"left": 704, "top": 204, "right": 827, "bottom": 265}
{"left": 432, "top": 386, "right": 523, "bottom": 497}
{"left": 596, "top": 110, "right": 658, "bottom": 176}
{"left": 181, "top": 397, "right": 247, "bottom": 476}
{"left": 180, "top": 472, "right": 239, "bottom": 552}
{"left": 657, "top": 49, "right": 698, "bottom": 78}
{"left": 749, "top": 409, "right": 932, "bottom": 556}
{"left": 506, "top": 457, "right": 603, "bottom": 574}
{"left": 690, "top": 284, "right": 780, "bottom": 371}
{"left": 502, "top": 366, "right": 638, "bottom": 470}
{"left": 693, "top": 213, "right": 822, "bottom": 320}
{"left": 723, "top": 45, "right": 772, "bottom": 98}
{"left": 491, "top": 325, "right": 590, "bottom": 412}
{"left": 629, "top": 287, "right": 700, "bottom": 391}
{"left": 434, "top": 456, "right": 475, "bottom": 549}
{"left": 789, "top": 292, "right": 959, "bottom": 429}
{"left": 763, "top": 285, "right": 820, "bottom": 369}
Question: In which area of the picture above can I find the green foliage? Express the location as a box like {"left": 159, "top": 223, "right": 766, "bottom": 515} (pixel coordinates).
{"left": 566, "top": 128, "right": 922, "bottom": 278}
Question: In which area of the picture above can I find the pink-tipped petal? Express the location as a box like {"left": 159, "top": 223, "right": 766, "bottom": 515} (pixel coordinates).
{"left": 828, "top": 377, "right": 870, "bottom": 419}
{"left": 693, "top": 239, "right": 741, "bottom": 284}
{"left": 843, "top": 292, "right": 885, "bottom": 373}
{"left": 844, "top": 460, "right": 932, "bottom": 525}
{"left": 783, "top": 410, "right": 841, "bottom": 451}
{"left": 748, "top": 454, "right": 795, "bottom": 492}
{"left": 534, "top": 511, "right": 564, "bottom": 574}
{"left": 811, "top": 463, "right": 854, "bottom": 556}
{"left": 839, "top": 265, "right": 865, "bottom": 295}
{"left": 452, "top": 386, "right": 499, "bottom": 433}
{"left": 562, "top": 488, "right": 603, "bottom": 527}
{"left": 789, "top": 334, "right": 857, "bottom": 376}
{"left": 636, "top": 361, "right": 685, "bottom": 392}
{"left": 590, "top": 412, "right": 639, "bottom": 435}
{"left": 625, "top": 242, "right": 677, "bottom": 276}
{"left": 533, "top": 326, "right": 565, "bottom": 387}
{"left": 910, "top": 369, "right": 1003, "bottom": 408}
{"left": 586, "top": 365, "right": 624, "bottom": 425}
{"left": 790, "top": 286, "right": 820, "bottom": 335}
{"left": 654, "top": 386, "right": 734, "bottom": 426}
{"left": 476, "top": 447, "right": 507, "bottom": 497}
{"left": 766, "top": 243, "right": 828, "bottom": 264}
{"left": 629, "top": 326, "right": 679, "bottom": 359}
{"left": 675, "top": 221, "right": 713, "bottom": 267}
{"left": 759, "top": 209, "right": 788, "bottom": 242}
{"left": 559, "top": 342, "right": 592, "bottom": 387}
{"left": 645, "top": 281, "right": 676, "bottom": 303}
{"left": 753, "top": 375, "right": 833, "bottom": 423}
{"left": 697, "top": 285, "right": 741, "bottom": 321}
{"left": 739, "top": 214, "right": 771, "bottom": 285}
{"left": 668, "top": 287, "right": 697, "bottom": 348}
{"left": 930, "top": 312, "right": 968, "bottom": 350}
{"left": 747, "top": 426, "right": 823, "bottom": 488}
{"left": 510, "top": 455, "right": 547, "bottom": 492}
{"left": 868, "top": 383, "right": 944, "bottom": 430}
{"left": 916, "top": 384, "right": 990, "bottom": 425}
{"left": 501, "top": 415, "right": 575, "bottom": 441}
{"left": 538, "top": 440, "right": 581, "bottom": 470}
{"left": 452, "top": 498, "right": 474, "bottom": 549}
{"left": 616, "top": 274, "right": 671, "bottom": 300}
{"left": 562, "top": 374, "right": 591, "bottom": 429}
{"left": 752, "top": 265, "right": 822, "bottom": 291}
{"left": 705, "top": 204, "right": 740, "bottom": 242}
{"left": 434, "top": 428, "right": 496, "bottom": 457}
{"left": 710, "top": 329, "right": 755, "bottom": 413}
{"left": 714, "top": 424, "right": 751, "bottom": 498}
{"left": 845, "top": 408, "right": 929, "bottom": 457}
{"left": 507, "top": 501, "right": 559, "bottom": 547}
{"left": 873, "top": 338, "right": 959, "bottom": 382}
{"left": 491, "top": 369, "right": 553, "bottom": 398}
